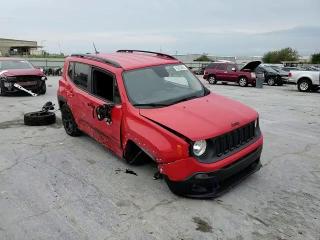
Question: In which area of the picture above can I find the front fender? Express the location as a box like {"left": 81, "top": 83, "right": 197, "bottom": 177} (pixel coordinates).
{"left": 122, "top": 113, "right": 190, "bottom": 164}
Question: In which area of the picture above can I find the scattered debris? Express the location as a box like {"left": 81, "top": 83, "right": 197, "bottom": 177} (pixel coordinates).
{"left": 192, "top": 217, "right": 213, "bottom": 233}
{"left": 125, "top": 169, "right": 138, "bottom": 176}
{"left": 115, "top": 168, "right": 138, "bottom": 176}
{"left": 153, "top": 171, "right": 163, "bottom": 180}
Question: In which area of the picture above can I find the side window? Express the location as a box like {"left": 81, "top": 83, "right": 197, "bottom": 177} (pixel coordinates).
{"left": 73, "top": 63, "right": 90, "bottom": 90}
{"left": 216, "top": 64, "right": 226, "bottom": 70}
{"left": 91, "top": 68, "right": 121, "bottom": 104}
{"left": 227, "top": 64, "right": 236, "bottom": 72}
{"left": 68, "top": 62, "right": 74, "bottom": 79}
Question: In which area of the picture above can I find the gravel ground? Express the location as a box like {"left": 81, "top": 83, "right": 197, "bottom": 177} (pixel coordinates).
{"left": 0, "top": 77, "right": 319, "bottom": 240}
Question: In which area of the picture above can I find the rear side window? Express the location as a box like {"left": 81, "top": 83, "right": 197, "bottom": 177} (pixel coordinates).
{"left": 216, "top": 64, "right": 227, "bottom": 70}
{"left": 73, "top": 63, "right": 90, "bottom": 89}
{"left": 206, "top": 63, "right": 218, "bottom": 69}
{"left": 68, "top": 62, "right": 74, "bottom": 79}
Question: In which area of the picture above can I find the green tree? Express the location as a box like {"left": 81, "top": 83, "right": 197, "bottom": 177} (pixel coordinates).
{"left": 311, "top": 53, "right": 320, "bottom": 64}
{"left": 194, "top": 55, "right": 212, "bottom": 62}
{"left": 262, "top": 47, "right": 299, "bottom": 63}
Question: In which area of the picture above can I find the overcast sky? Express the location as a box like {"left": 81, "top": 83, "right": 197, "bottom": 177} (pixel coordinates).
{"left": 1, "top": 0, "right": 320, "bottom": 56}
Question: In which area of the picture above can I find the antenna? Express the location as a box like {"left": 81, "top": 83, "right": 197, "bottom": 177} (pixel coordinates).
{"left": 93, "top": 42, "right": 99, "bottom": 54}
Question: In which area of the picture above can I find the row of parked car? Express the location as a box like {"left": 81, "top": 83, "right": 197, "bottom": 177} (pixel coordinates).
{"left": 201, "top": 61, "right": 320, "bottom": 92}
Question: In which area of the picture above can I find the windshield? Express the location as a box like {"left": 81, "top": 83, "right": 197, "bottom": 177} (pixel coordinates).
{"left": 123, "top": 64, "right": 207, "bottom": 107}
{"left": 0, "top": 60, "right": 33, "bottom": 71}
{"left": 263, "top": 66, "right": 278, "bottom": 73}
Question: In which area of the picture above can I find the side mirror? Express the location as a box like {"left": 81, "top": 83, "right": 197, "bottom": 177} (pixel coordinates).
{"left": 96, "top": 103, "right": 115, "bottom": 124}
{"left": 231, "top": 67, "right": 236, "bottom": 72}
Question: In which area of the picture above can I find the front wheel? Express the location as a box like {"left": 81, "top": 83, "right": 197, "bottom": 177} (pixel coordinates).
{"left": 0, "top": 86, "right": 6, "bottom": 96}
{"left": 208, "top": 76, "right": 217, "bottom": 85}
{"left": 297, "top": 79, "right": 311, "bottom": 92}
{"left": 238, "top": 77, "right": 247, "bottom": 87}
{"left": 61, "top": 104, "right": 81, "bottom": 137}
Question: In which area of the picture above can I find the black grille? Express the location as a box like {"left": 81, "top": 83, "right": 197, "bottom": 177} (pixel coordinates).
{"left": 214, "top": 121, "right": 256, "bottom": 157}
{"left": 14, "top": 76, "right": 42, "bottom": 82}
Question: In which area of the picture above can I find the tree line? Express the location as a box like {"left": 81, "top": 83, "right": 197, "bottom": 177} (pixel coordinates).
{"left": 194, "top": 48, "right": 320, "bottom": 64}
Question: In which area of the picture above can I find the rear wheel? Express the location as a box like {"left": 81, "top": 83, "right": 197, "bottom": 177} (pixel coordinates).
{"left": 208, "top": 76, "right": 217, "bottom": 84}
{"left": 267, "top": 78, "right": 275, "bottom": 86}
{"left": 61, "top": 104, "right": 81, "bottom": 136}
{"left": 297, "top": 79, "right": 312, "bottom": 92}
{"left": 238, "top": 77, "right": 247, "bottom": 87}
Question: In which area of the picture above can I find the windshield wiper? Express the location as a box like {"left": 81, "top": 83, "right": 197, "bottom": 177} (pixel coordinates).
{"left": 170, "top": 95, "right": 200, "bottom": 105}
{"left": 133, "top": 103, "right": 169, "bottom": 107}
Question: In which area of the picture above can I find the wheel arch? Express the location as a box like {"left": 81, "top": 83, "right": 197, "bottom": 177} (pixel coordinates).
{"left": 297, "top": 77, "right": 312, "bottom": 85}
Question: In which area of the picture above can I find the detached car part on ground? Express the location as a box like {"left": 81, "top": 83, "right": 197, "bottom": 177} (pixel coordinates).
{"left": 203, "top": 61, "right": 261, "bottom": 87}
{"left": 58, "top": 50, "right": 263, "bottom": 198}
{"left": 288, "top": 70, "right": 320, "bottom": 92}
{"left": 0, "top": 58, "right": 47, "bottom": 96}
{"left": 24, "top": 102, "right": 56, "bottom": 126}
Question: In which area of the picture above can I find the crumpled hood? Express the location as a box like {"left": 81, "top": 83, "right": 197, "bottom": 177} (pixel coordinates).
{"left": 0, "top": 68, "right": 43, "bottom": 77}
{"left": 139, "top": 93, "right": 258, "bottom": 141}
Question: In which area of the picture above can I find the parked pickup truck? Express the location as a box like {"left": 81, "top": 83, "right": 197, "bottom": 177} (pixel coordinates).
{"left": 288, "top": 70, "right": 320, "bottom": 92}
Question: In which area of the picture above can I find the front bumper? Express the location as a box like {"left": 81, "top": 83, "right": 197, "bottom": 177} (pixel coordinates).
{"left": 0, "top": 80, "right": 43, "bottom": 93}
{"left": 165, "top": 146, "right": 262, "bottom": 198}
{"left": 160, "top": 136, "right": 263, "bottom": 198}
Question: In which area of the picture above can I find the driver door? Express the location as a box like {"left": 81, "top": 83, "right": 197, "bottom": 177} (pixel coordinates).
{"left": 83, "top": 67, "right": 123, "bottom": 156}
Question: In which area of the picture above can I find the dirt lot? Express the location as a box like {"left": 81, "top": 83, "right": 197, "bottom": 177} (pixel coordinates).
{"left": 0, "top": 77, "right": 319, "bottom": 240}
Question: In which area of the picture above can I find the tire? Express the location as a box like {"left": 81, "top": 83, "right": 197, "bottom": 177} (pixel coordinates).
{"left": 208, "top": 76, "right": 217, "bottom": 84}
{"left": 24, "top": 111, "right": 56, "bottom": 126}
{"left": 238, "top": 77, "right": 247, "bottom": 87}
{"left": 61, "top": 104, "right": 81, "bottom": 136}
{"left": 0, "top": 86, "right": 6, "bottom": 96}
{"left": 267, "top": 78, "right": 275, "bottom": 86}
{"left": 38, "top": 82, "right": 46, "bottom": 95}
{"left": 297, "top": 79, "right": 312, "bottom": 92}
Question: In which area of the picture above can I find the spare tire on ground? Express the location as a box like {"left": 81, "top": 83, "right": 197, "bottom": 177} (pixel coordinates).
{"left": 24, "top": 111, "right": 56, "bottom": 126}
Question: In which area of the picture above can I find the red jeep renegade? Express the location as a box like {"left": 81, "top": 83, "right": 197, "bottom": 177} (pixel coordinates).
{"left": 58, "top": 50, "right": 263, "bottom": 198}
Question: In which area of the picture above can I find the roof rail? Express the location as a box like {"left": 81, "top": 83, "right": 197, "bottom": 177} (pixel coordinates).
{"left": 70, "top": 54, "right": 122, "bottom": 68}
{"left": 117, "top": 50, "right": 177, "bottom": 60}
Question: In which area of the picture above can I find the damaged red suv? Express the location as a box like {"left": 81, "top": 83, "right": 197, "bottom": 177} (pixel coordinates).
{"left": 58, "top": 50, "right": 263, "bottom": 198}
{"left": 0, "top": 58, "right": 47, "bottom": 96}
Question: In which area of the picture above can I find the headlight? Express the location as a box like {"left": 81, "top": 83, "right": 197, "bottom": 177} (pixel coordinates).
{"left": 192, "top": 140, "right": 207, "bottom": 156}
{"left": 41, "top": 76, "right": 47, "bottom": 81}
